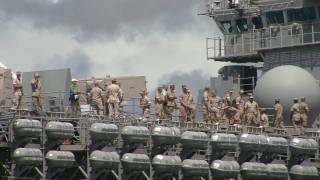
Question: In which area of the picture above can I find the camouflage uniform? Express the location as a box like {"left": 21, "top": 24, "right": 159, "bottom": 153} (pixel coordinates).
{"left": 166, "top": 86, "right": 177, "bottom": 118}
{"left": 273, "top": 102, "right": 284, "bottom": 128}
{"left": 224, "top": 95, "right": 235, "bottom": 125}
{"left": 260, "top": 112, "right": 269, "bottom": 128}
{"left": 208, "top": 94, "right": 220, "bottom": 123}
{"left": 224, "top": 92, "right": 233, "bottom": 105}
{"left": 202, "top": 88, "right": 210, "bottom": 122}
{"left": 299, "top": 99, "right": 309, "bottom": 127}
{"left": 185, "top": 89, "right": 196, "bottom": 122}
{"left": 217, "top": 100, "right": 226, "bottom": 124}
{"left": 90, "top": 85, "right": 104, "bottom": 115}
{"left": 232, "top": 103, "right": 243, "bottom": 125}
{"left": 226, "top": 106, "right": 237, "bottom": 125}
{"left": 139, "top": 91, "right": 151, "bottom": 119}
{"left": 162, "top": 85, "right": 168, "bottom": 118}
{"left": 155, "top": 88, "right": 165, "bottom": 119}
{"left": 118, "top": 85, "right": 124, "bottom": 117}
{"left": 291, "top": 101, "right": 301, "bottom": 129}
{"left": 179, "top": 86, "right": 189, "bottom": 122}
{"left": 106, "top": 81, "right": 121, "bottom": 118}
{"left": 12, "top": 75, "right": 23, "bottom": 109}
{"left": 244, "top": 99, "right": 259, "bottom": 126}
{"left": 31, "top": 74, "right": 42, "bottom": 114}
{"left": 235, "top": 95, "right": 245, "bottom": 110}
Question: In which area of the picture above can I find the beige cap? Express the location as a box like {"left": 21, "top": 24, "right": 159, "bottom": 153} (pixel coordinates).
{"left": 71, "top": 78, "right": 78, "bottom": 82}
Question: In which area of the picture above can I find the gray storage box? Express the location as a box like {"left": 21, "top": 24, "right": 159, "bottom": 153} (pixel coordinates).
{"left": 45, "top": 121, "right": 74, "bottom": 139}
{"left": 241, "top": 162, "right": 268, "bottom": 180}
{"left": 121, "top": 126, "right": 150, "bottom": 143}
{"left": 90, "top": 123, "right": 118, "bottom": 142}
{"left": 181, "top": 159, "right": 209, "bottom": 177}
{"left": 266, "top": 164, "right": 288, "bottom": 180}
{"left": 13, "top": 119, "right": 42, "bottom": 137}
{"left": 290, "top": 165, "right": 319, "bottom": 180}
{"left": 239, "top": 134, "right": 268, "bottom": 152}
{"left": 152, "top": 155, "right": 181, "bottom": 173}
{"left": 46, "top": 151, "right": 75, "bottom": 168}
{"left": 211, "top": 133, "right": 238, "bottom": 151}
{"left": 121, "top": 153, "right": 150, "bottom": 171}
{"left": 89, "top": 151, "right": 120, "bottom": 170}
{"left": 211, "top": 160, "right": 240, "bottom": 178}
{"left": 152, "top": 126, "right": 181, "bottom": 145}
{"left": 181, "top": 131, "right": 208, "bottom": 149}
{"left": 265, "top": 137, "right": 288, "bottom": 154}
{"left": 289, "top": 138, "right": 319, "bottom": 156}
{"left": 13, "top": 148, "right": 43, "bottom": 166}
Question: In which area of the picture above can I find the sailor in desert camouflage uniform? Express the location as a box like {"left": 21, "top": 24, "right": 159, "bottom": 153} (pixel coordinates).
{"left": 139, "top": 90, "right": 151, "bottom": 120}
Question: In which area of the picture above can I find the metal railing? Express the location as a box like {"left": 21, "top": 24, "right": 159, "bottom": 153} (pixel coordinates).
{"left": 207, "top": 22, "right": 320, "bottom": 60}
{"left": 205, "top": 0, "right": 294, "bottom": 16}
{"left": 205, "top": 0, "right": 253, "bottom": 13}
{"left": 207, "top": 33, "right": 257, "bottom": 59}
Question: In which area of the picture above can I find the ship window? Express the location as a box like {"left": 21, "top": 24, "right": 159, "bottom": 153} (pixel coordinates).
{"left": 220, "top": 21, "right": 232, "bottom": 33}
{"left": 236, "top": 19, "right": 248, "bottom": 32}
{"left": 266, "top": 11, "right": 284, "bottom": 25}
{"left": 288, "top": 7, "right": 316, "bottom": 22}
{"left": 252, "top": 17, "right": 263, "bottom": 29}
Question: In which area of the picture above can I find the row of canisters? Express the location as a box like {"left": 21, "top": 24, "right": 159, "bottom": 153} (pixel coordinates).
{"left": 12, "top": 148, "right": 319, "bottom": 180}
{"left": 13, "top": 119, "right": 319, "bottom": 156}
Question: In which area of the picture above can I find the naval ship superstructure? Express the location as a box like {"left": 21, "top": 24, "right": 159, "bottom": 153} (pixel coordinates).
{"left": 206, "top": 0, "right": 320, "bottom": 78}
{"left": 0, "top": 1, "right": 319, "bottom": 179}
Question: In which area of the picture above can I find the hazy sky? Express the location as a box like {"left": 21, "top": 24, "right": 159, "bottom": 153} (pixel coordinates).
{"left": 0, "top": 0, "right": 226, "bottom": 92}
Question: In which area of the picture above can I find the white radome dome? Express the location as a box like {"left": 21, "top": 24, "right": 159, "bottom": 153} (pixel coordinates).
{"left": 254, "top": 65, "right": 320, "bottom": 126}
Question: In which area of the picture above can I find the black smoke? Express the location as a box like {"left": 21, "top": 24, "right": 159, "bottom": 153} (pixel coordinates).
{"left": 0, "top": 0, "right": 199, "bottom": 41}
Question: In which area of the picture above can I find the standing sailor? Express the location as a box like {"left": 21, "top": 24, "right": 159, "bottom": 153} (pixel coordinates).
{"left": 31, "top": 73, "right": 42, "bottom": 115}
{"left": 208, "top": 91, "right": 221, "bottom": 123}
{"left": 166, "top": 85, "right": 177, "bottom": 119}
{"left": 235, "top": 89, "right": 245, "bottom": 108}
{"left": 69, "top": 79, "right": 81, "bottom": 116}
{"left": 139, "top": 90, "right": 151, "bottom": 120}
{"left": 291, "top": 98, "right": 301, "bottom": 131}
{"left": 90, "top": 81, "right": 104, "bottom": 115}
{"left": 202, "top": 87, "right": 210, "bottom": 122}
{"left": 12, "top": 71, "right": 23, "bottom": 109}
{"left": 224, "top": 90, "right": 233, "bottom": 106}
{"left": 117, "top": 82, "right": 125, "bottom": 117}
{"left": 299, "top": 97, "right": 310, "bottom": 128}
{"left": 186, "top": 88, "right": 196, "bottom": 122}
{"left": 106, "top": 79, "right": 121, "bottom": 118}
{"left": 273, "top": 98, "right": 284, "bottom": 128}
{"left": 179, "top": 85, "right": 188, "bottom": 122}
{"left": 260, "top": 109, "right": 269, "bottom": 128}
{"left": 244, "top": 96, "right": 259, "bottom": 126}
{"left": 155, "top": 87, "right": 165, "bottom": 119}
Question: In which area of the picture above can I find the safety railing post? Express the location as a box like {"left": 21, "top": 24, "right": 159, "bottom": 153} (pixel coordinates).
{"left": 301, "top": 24, "right": 304, "bottom": 44}
{"left": 312, "top": 22, "right": 315, "bottom": 43}
{"left": 280, "top": 26, "right": 283, "bottom": 48}
{"left": 206, "top": 38, "right": 209, "bottom": 60}
{"left": 219, "top": 38, "right": 222, "bottom": 56}
{"left": 252, "top": 76, "right": 255, "bottom": 93}
{"left": 234, "top": 34, "right": 237, "bottom": 56}
{"left": 269, "top": 27, "right": 272, "bottom": 48}
{"left": 242, "top": 34, "right": 244, "bottom": 54}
